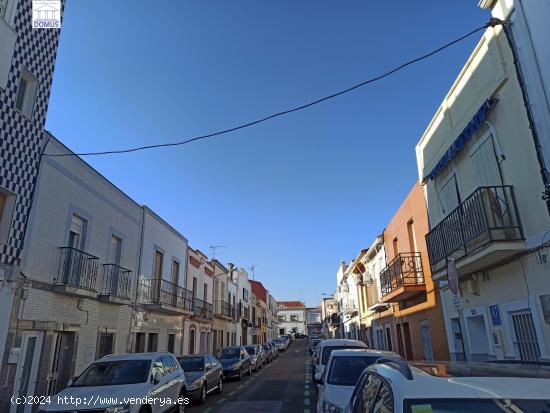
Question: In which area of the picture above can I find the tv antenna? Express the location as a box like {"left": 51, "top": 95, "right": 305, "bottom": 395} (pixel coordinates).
{"left": 209, "top": 245, "right": 227, "bottom": 260}
{"left": 249, "top": 265, "right": 256, "bottom": 280}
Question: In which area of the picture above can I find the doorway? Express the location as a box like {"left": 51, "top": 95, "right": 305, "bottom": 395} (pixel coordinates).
{"left": 403, "top": 322, "right": 413, "bottom": 360}
{"left": 11, "top": 332, "right": 43, "bottom": 413}
{"left": 189, "top": 329, "right": 196, "bottom": 354}
{"left": 47, "top": 332, "right": 76, "bottom": 396}
{"left": 466, "top": 315, "right": 489, "bottom": 358}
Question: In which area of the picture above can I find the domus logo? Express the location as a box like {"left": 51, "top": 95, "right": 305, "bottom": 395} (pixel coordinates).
{"left": 32, "top": 0, "right": 61, "bottom": 29}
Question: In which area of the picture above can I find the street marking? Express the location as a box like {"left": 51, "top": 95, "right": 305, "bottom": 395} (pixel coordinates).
{"left": 217, "top": 397, "right": 226, "bottom": 404}
{"left": 228, "top": 391, "right": 236, "bottom": 396}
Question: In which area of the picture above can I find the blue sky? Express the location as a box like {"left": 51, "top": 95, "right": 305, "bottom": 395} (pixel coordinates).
{"left": 45, "top": 1, "right": 489, "bottom": 306}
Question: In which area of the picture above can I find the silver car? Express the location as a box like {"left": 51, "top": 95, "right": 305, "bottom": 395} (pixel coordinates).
{"left": 177, "top": 353, "right": 223, "bottom": 404}
{"left": 244, "top": 344, "right": 263, "bottom": 371}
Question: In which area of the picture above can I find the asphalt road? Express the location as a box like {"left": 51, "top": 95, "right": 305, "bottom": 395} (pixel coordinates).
{"left": 186, "top": 339, "right": 316, "bottom": 413}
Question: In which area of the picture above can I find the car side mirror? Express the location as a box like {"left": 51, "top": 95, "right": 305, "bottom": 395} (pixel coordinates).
{"left": 206, "top": 364, "right": 212, "bottom": 371}
{"left": 67, "top": 376, "right": 77, "bottom": 387}
{"left": 151, "top": 371, "right": 161, "bottom": 385}
{"left": 314, "top": 371, "right": 323, "bottom": 383}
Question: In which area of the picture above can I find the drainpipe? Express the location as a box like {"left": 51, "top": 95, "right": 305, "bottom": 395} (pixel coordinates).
{"left": 498, "top": 19, "right": 550, "bottom": 216}
{"left": 128, "top": 206, "right": 146, "bottom": 353}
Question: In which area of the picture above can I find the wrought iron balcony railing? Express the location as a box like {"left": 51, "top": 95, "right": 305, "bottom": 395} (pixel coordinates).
{"left": 214, "top": 299, "right": 235, "bottom": 318}
{"left": 426, "top": 186, "right": 523, "bottom": 272}
{"left": 138, "top": 278, "right": 193, "bottom": 311}
{"left": 193, "top": 298, "right": 213, "bottom": 320}
{"left": 101, "top": 264, "right": 132, "bottom": 299}
{"left": 56, "top": 247, "right": 99, "bottom": 291}
{"left": 380, "top": 252, "right": 425, "bottom": 298}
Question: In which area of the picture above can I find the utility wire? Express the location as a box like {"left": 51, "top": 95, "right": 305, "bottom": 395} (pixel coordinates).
{"left": 46, "top": 21, "right": 500, "bottom": 158}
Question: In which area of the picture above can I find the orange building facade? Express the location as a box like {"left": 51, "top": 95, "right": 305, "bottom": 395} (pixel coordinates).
{"left": 371, "top": 182, "right": 449, "bottom": 361}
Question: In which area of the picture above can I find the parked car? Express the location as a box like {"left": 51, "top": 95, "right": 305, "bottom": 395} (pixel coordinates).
{"left": 217, "top": 346, "right": 252, "bottom": 380}
{"left": 295, "top": 333, "right": 308, "bottom": 339}
{"left": 273, "top": 338, "right": 287, "bottom": 352}
{"left": 268, "top": 341, "right": 280, "bottom": 357}
{"left": 263, "top": 342, "right": 277, "bottom": 361}
{"left": 310, "top": 338, "right": 322, "bottom": 355}
{"left": 316, "top": 349, "right": 401, "bottom": 413}
{"left": 177, "top": 353, "right": 223, "bottom": 404}
{"left": 345, "top": 359, "right": 550, "bottom": 413}
{"left": 37, "top": 352, "right": 187, "bottom": 413}
{"left": 244, "top": 344, "right": 263, "bottom": 371}
{"left": 312, "top": 339, "right": 367, "bottom": 384}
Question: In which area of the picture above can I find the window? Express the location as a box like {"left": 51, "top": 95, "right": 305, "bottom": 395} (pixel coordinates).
{"left": 192, "top": 277, "right": 197, "bottom": 297}
{"left": 147, "top": 333, "right": 158, "bottom": 352}
{"left": 167, "top": 333, "right": 175, "bottom": 353}
{"left": 0, "top": 188, "right": 16, "bottom": 244}
{"left": 243, "top": 288, "right": 249, "bottom": 302}
{"left": 109, "top": 235, "right": 122, "bottom": 265}
{"left": 407, "top": 220, "right": 417, "bottom": 252}
{"left": 154, "top": 250, "right": 163, "bottom": 279}
{"left": 353, "top": 374, "right": 393, "bottom": 413}
{"left": 135, "top": 333, "right": 145, "bottom": 353}
{"left": 96, "top": 333, "right": 115, "bottom": 359}
{"left": 436, "top": 174, "right": 460, "bottom": 216}
{"left": 392, "top": 237, "right": 399, "bottom": 256}
{"left": 203, "top": 283, "right": 208, "bottom": 301}
{"left": 0, "top": 0, "right": 17, "bottom": 24}
{"left": 15, "top": 68, "right": 38, "bottom": 117}
{"left": 171, "top": 260, "right": 179, "bottom": 285}
{"left": 290, "top": 315, "right": 298, "bottom": 322}
{"left": 152, "top": 357, "right": 167, "bottom": 378}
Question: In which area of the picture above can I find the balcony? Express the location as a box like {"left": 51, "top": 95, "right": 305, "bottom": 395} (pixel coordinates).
{"left": 426, "top": 186, "right": 524, "bottom": 277}
{"left": 192, "top": 298, "right": 213, "bottom": 321}
{"left": 138, "top": 278, "right": 193, "bottom": 314}
{"left": 214, "top": 299, "right": 235, "bottom": 319}
{"left": 380, "top": 253, "right": 426, "bottom": 303}
{"left": 98, "top": 264, "right": 132, "bottom": 304}
{"left": 54, "top": 247, "right": 99, "bottom": 298}
{"left": 341, "top": 300, "right": 358, "bottom": 315}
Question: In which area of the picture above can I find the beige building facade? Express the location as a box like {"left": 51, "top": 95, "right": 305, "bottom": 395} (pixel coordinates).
{"left": 416, "top": 20, "right": 550, "bottom": 361}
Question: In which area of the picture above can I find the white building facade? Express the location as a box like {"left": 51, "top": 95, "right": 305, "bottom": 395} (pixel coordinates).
{"left": 0, "top": 135, "right": 142, "bottom": 411}
{"left": 277, "top": 302, "right": 306, "bottom": 335}
{"left": 133, "top": 206, "right": 191, "bottom": 357}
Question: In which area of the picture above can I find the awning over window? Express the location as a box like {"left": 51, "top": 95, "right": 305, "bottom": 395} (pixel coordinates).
{"left": 423, "top": 99, "right": 494, "bottom": 182}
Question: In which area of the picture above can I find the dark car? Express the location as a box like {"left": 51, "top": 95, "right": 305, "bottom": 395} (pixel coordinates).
{"left": 310, "top": 338, "right": 322, "bottom": 354}
{"left": 217, "top": 346, "right": 252, "bottom": 380}
{"left": 177, "top": 353, "right": 223, "bottom": 404}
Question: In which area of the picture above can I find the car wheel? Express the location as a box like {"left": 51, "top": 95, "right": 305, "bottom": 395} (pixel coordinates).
{"left": 216, "top": 376, "right": 223, "bottom": 394}
{"left": 199, "top": 383, "right": 207, "bottom": 404}
{"left": 177, "top": 387, "right": 186, "bottom": 413}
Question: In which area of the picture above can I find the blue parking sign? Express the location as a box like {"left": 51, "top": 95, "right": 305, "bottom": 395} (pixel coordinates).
{"left": 490, "top": 305, "right": 501, "bottom": 326}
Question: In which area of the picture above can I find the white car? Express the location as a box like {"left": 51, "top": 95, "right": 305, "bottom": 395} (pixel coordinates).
{"left": 317, "top": 349, "right": 401, "bottom": 413}
{"left": 38, "top": 352, "right": 187, "bottom": 413}
{"left": 313, "top": 339, "right": 367, "bottom": 384}
{"left": 345, "top": 359, "right": 550, "bottom": 413}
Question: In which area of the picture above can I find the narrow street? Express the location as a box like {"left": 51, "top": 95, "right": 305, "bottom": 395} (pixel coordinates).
{"left": 187, "top": 339, "right": 316, "bottom": 413}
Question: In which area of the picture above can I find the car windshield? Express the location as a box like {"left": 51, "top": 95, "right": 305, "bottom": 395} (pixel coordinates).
{"left": 219, "top": 348, "right": 240, "bottom": 359}
{"left": 327, "top": 356, "right": 380, "bottom": 386}
{"left": 321, "top": 346, "right": 364, "bottom": 365}
{"left": 262, "top": 345, "right": 270, "bottom": 350}
{"left": 179, "top": 357, "right": 203, "bottom": 371}
{"left": 404, "top": 399, "right": 550, "bottom": 413}
{"left": 244, "top": 346, "right": 256, "bottom": 355}
{"left": 72, "top": 360, "right": 150, "bottom": 387}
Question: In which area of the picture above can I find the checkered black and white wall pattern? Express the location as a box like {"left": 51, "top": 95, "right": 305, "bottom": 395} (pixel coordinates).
{"left": 0, "top": 0, "right": 64, "bottom": 265}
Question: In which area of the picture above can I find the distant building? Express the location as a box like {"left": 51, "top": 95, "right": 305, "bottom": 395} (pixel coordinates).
{"left": 277, "top": 301, "right": 306, "bottom": 335}
{"left": 212, "top": 260, "right": 238, "bottom": 352}
{"left": 305, "top": 307, "right": 323, "bottom": 336}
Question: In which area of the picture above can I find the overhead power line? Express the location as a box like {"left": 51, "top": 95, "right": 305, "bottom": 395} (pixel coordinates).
{"left": 46, "top": 20, "right": 500, "bottom": 158}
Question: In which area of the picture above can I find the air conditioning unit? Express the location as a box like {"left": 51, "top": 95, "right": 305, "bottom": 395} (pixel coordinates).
{"left": 478, "top": 0, "right": 496, "bottom": 10}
